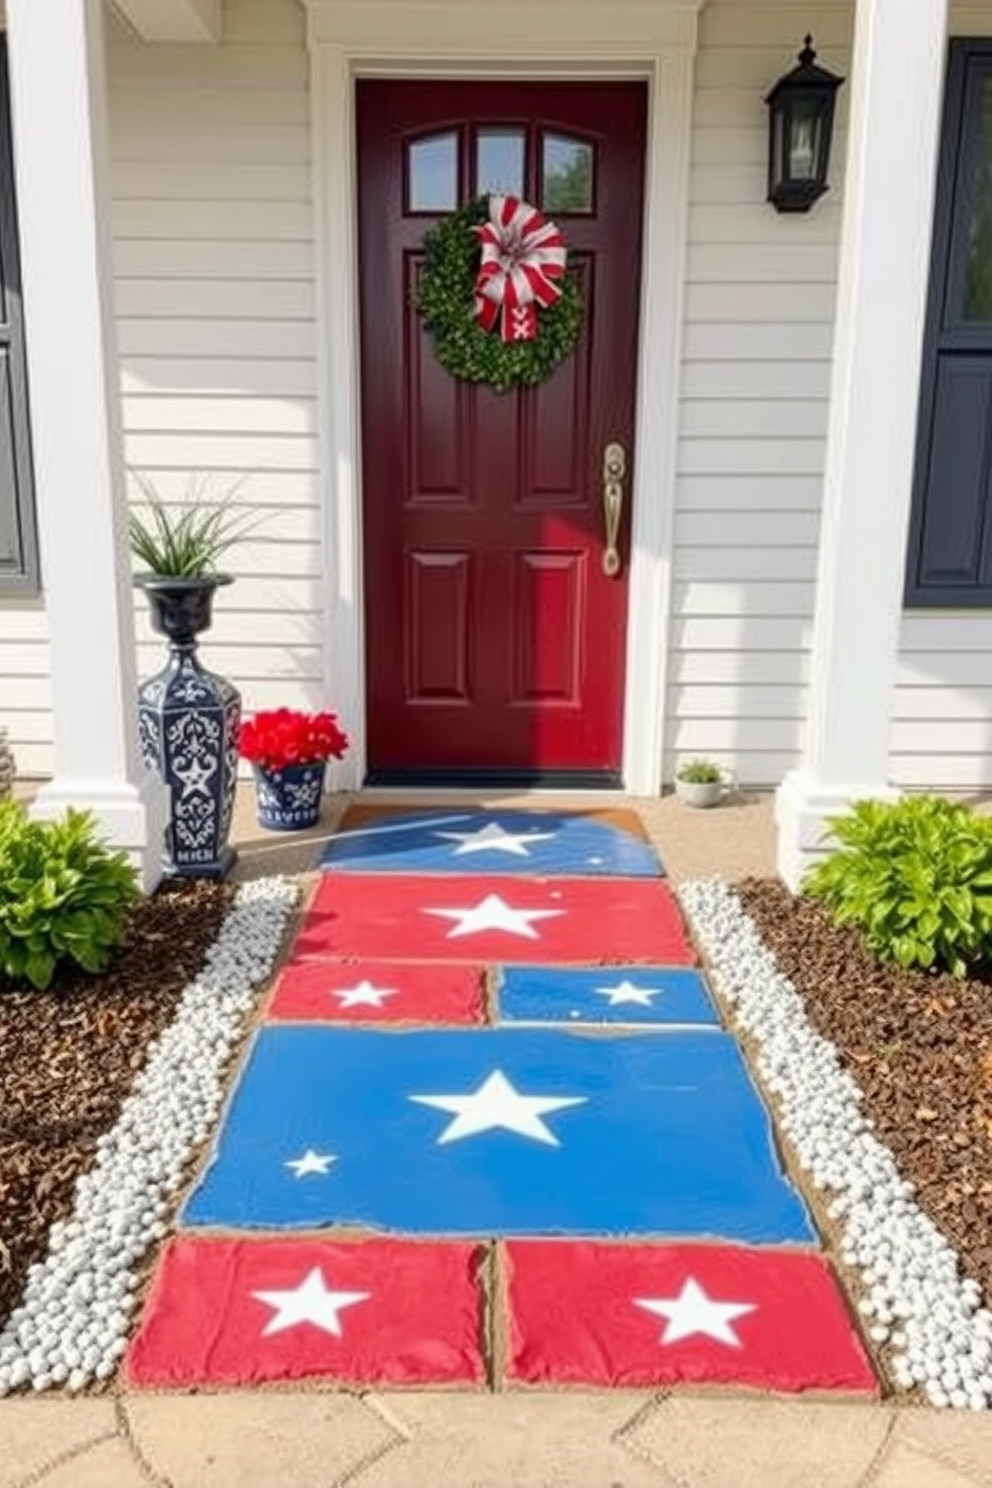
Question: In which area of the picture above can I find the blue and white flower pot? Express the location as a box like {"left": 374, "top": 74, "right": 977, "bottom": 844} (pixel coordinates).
{"left": 253, "top": 761, "right": 326, "bottom": 831}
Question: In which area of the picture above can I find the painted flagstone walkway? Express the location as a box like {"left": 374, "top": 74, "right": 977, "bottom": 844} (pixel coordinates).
{"left": 126, "top": 808, "right": 878, "bottom": 1397}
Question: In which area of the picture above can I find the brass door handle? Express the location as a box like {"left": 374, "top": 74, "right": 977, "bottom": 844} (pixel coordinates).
{"left": 602, "top": 441, "right": 626, "bottom": 577}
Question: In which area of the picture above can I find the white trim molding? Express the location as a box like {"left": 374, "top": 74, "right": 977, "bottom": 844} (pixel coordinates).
{"left": 6, "top": 0, "right": 169, "bottom": 892}
{"left": 305, "top": 0, "right": 701, "bottom": 794}
{"left": 111, "top": 0, "right": 220, "bottom": 43}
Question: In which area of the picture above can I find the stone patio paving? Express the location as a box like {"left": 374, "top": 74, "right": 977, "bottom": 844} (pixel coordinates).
{"left": 3, "top": 787, "right": 992, "bottom": 1487}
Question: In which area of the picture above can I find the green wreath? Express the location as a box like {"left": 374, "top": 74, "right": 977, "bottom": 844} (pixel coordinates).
{"left": 414, "top": 197, "right": 583, "bottom": 394}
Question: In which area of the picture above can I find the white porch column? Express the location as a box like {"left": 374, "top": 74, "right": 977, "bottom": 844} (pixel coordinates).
{"left": 775, "top": 0, "right": 949, "bottom": 890}
{"left": 6, "top": 0, "right": 168, "bottom": 892}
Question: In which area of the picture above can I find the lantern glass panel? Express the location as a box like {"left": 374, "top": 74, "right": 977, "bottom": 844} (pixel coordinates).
{"left": 787, "top": 97, "right": 823, "bottom": 182}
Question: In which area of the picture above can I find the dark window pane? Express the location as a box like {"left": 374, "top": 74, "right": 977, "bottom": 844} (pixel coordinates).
{"left": 476, "top": 128, "right": 525, "bottom": 197}
{"left": 408, "top": 132, "right": 458, "bottom": 213}
{"left": 542, "top": 134, "right": 594, "bottom": 214}
{"left": 961, "top": 79, "right": 992, "bottom": 320}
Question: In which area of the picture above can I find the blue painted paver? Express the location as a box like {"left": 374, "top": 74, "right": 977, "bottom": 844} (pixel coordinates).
{"left": 497, "top": 965, "right": 720, "bottom": 1027}
{"left": 181, "top": 1026, "right": 814, "bottom": 1244}
{"left": 319, "top": 810, "right": 664, "bottom": 878}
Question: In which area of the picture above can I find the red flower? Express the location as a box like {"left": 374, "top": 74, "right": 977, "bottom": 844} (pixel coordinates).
{"left": 237, "top": 708, "right": 349, "bottom": 772}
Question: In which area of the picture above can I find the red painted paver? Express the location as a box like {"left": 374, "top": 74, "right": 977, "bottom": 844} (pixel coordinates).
{"left": 127, "top": 1236, "right": 485, "bottom": 1388}
{"left": 266, "top": 959, "right": 486, "bottom": 1025}
{"left": 293, "top": 875, "right": 695, "bottom": 966}
{"left": 505, "top": 1240, "right": 878, "bottom": 1395}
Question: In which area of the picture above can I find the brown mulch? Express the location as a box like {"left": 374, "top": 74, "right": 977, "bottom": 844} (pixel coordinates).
{"left": 736, "top": 878, "right": 992, "bottom": 1303}
{"left": 0, "top": 878, "right": 235, "bottom": 1331}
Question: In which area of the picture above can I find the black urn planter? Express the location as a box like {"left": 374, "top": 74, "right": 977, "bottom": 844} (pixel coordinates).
{"left": 136, "top": 574, "right": 240, "bottom": 879}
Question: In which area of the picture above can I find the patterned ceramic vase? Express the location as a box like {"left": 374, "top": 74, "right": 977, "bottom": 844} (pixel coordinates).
{"left": 252, "top": 761, "right": 326, "bottom": 831}
{"left": 136, "top": 575, "right": 240, "bottom": 878}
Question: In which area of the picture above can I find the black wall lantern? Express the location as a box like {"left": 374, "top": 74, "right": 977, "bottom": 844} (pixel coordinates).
{"left": 765, "top": 36, "right": 844, "bottom": 213}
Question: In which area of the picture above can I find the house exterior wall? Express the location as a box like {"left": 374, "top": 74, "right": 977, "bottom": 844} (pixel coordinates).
{"left": 668, "top": 0, "right": 992, "bottom": 790}
{"left": 1, "top": 0, "right": 991, "bottom": 789}
{"left": 0, "top": 0, "right": 319, "bottom": 777}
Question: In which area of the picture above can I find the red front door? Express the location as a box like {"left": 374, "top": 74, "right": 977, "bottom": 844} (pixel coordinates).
{"left": 357, "top": 81, "right": 646, "bottom": 783}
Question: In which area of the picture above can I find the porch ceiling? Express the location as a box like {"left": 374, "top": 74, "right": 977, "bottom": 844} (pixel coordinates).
{"left": 111, "top": 0, "right": 220, "bottom": 43}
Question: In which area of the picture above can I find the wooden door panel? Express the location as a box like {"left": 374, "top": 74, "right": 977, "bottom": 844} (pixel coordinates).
{"left": 358, "top": 81, "right": 646, "bottom": 778}
{"left": 511, "top": 552, "right": 585, "bottom": 705}
{"left": 405, "top": 551, "right": 474, "bottom": 703}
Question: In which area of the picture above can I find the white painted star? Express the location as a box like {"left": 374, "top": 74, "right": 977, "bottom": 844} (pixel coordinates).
{"left": 635, "top": 1277, "right": 757, "bottom": 1347}
{"left": 409, "top": 1068, "right": 586, "bottom": 1146}
{"left": 251, "top": 1267, "right": 370, "bottom": 1337}
{"left": 434, "top": 821, "right": 557, "bottom": 856}
{"left": 331, "top": 980, "right": 400, "bottom": 1009}
{"left": 594, "top": 979, "right": 665, "bottom": 1008}
{"left": 285, "top": 1149, "right": 337, "bottom": 1178}
{"left": 423, "top": 893, "right": 565, "bottom": 940}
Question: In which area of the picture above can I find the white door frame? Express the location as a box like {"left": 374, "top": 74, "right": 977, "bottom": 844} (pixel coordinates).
{"left": 304, "top": 0, "right": 700, "bottom": 794}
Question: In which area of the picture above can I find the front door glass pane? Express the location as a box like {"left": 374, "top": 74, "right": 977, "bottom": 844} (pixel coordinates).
{"left": 476, "top": 129, "right": 526, "bottom": 197}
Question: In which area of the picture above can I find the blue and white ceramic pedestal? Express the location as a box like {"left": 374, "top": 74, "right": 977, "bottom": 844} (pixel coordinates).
{"left": 138, "top": 649, "right": 240, "bottom": 878}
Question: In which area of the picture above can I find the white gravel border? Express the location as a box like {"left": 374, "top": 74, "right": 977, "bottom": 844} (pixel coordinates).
{"left": 0, "top": 875, "right": 298, "bottom": 1395}
{"left": 681, "top": 878, "right": 992, "bottom": 1411}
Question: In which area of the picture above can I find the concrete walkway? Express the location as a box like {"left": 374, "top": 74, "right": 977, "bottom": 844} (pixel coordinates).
{"left": 4, "top": 788, "right": 992, "bottom": 1488}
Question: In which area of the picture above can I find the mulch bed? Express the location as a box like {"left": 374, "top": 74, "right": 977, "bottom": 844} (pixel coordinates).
{"left": 0, "top": 878, "right": 235, "bottom": 1332}
{"left": 737, "top": 878, "right": 992, "bottom": 1304}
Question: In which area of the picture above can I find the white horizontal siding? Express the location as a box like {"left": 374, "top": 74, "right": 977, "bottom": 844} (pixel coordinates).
{"left": 664, "top": 1, "right": 845, "bottom": 784}
{"left": 0, "top": 603, "right": 52, "bottom": 776}
{"left": 110, "top": 0, "right": 322, "bottom": 727}
{"left": 667, "top": 0, "right": 992, "bottom": 791}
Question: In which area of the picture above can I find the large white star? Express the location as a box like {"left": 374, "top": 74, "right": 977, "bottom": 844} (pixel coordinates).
{"left": 285, "top": 1149, "right": 336, "bottom": 1178}
{"left": 331, "top": 980, "right": 399, "bottom": 1009}
{"left": 635, "top": 1277, "right": 757, "bottom": 1347}
{"left": 594, "top": 979, "right": 665, "bottom": 1008}
{"left": 423, "top": 893, "right": 565, "bottom": 941}
{"left": 409, "top": 1068, "right": 586, "bottom": 1146}
{"left": 434, "top": 821, "right": 557, "bottom": 856}
{"left": 251, "top": 1268, "right": 370, "bottom": 1337}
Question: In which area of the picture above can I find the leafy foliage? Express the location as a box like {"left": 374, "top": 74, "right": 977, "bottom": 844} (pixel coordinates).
{"left": 676, "top": 758, "right": 723, "bottom": 785}
{"left": 0, "top": 802, "right": 139, "bottom": 991}
{"left": 128, "top": 471, "right": 256, "bottom": 579}
{"left": 414, "top": 197, "right": 584, "bottom": 393}
{"left": 802, "top": 795, "right": 992, "bottom": 977}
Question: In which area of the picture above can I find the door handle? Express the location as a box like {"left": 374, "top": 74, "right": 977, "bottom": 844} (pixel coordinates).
{"left": 602, "top": 441, "right": 626, "bottom": 578}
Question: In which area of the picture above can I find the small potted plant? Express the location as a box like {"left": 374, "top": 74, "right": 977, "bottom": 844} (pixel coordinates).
{"left": 129, "top": 472, "right": 258, "bottom": 878}
{"left": 238, "top": 708, "right": 349, "bottom": 831}
{"left": 674, "top": 758, "right": 729, "bottom": 809}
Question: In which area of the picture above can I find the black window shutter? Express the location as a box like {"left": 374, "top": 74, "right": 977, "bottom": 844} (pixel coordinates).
{"left": 906, "top": 42, "right": 992, "bottom": 607}
{"left": 0, "top": 34, "right": 39, "bottom": 595}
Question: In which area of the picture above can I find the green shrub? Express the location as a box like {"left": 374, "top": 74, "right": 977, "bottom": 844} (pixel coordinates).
{"left": 802, "top": 794, "right": 992, "bottom": 978}
{"left": 0, "top": 802, "right": 139, "bottom": 990}
{"left": 676, "top": 758, "right": 723, "bottom": 785}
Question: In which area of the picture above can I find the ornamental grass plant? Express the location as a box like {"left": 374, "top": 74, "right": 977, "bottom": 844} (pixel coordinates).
{"left": 803, "top": 794, "right": 992, "bottom": 977}
{"left": 127, "top": 471, "right": 257, "bottom": 579}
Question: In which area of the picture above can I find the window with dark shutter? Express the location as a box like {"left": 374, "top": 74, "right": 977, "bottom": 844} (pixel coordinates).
{"left": 906, "top": 40, "right": 992, "bottom": 607}
{"left": 0, "top": 35, "right": 38, "bottom": 595}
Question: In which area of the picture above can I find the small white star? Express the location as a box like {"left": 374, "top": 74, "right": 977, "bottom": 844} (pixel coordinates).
{"left": 409, "top": 1068, "right": 586, "bottom": 1146}
{"left": 423, "top": 893, "right": 565, "bottom": 941}
{"left": 251, "top": 1268, "right": 370, "bottom": 1338}
{"left": 434, "top": 821, "right": 557, "bottom": 856}
{"left": 285, "top": 1149, "right": 336, "bottom": 1178}
{"left": 635, "top": 1277, "right": 757, "bottom": 1348}
{"left": 331, "top": 980, "right": 399, "bottom": 1009}
{"left": 594, "top": 980, "right": 665, "bottom": 1008}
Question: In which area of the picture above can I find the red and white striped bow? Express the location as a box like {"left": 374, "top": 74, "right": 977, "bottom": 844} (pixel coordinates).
{"left": 474, "top": 194, "right": 567, "bottom": 343}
